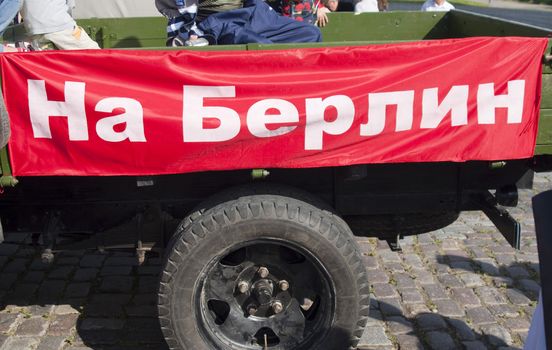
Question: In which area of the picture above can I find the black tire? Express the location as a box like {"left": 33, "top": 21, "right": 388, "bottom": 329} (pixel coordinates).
{"left": 158, "top": 194, "right": 370, "bottom": 350}
{"left": 0, "top": 89, "right": 11, "bottom": 149}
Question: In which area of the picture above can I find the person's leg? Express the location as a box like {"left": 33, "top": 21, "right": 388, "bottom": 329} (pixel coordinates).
{"left": 0, "top": 0, "right": 21, "bottom": 36}
{"left": 41, "top": 26, "right": 100, "bottom": 50}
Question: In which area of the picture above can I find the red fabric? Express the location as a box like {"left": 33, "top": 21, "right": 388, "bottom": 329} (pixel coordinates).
{"left": 0, "top": 37, "right": 547, "bottom": 176}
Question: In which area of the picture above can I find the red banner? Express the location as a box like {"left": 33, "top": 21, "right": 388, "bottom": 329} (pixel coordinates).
{"left": 0, "top": 37, "right": 547, "bottom": 176}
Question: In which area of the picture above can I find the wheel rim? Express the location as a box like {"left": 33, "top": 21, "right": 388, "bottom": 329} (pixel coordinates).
{"left": 195, "top": 239, "right": 335, "bottom": 349}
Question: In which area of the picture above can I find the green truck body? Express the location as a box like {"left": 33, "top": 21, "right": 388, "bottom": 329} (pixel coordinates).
{"left": 0, "top": 9, "right": 551, "bottom": 350}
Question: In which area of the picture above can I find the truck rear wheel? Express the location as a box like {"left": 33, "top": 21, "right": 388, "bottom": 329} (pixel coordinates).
{"left": 158, "top": 194, "right": 370, "bottom": 350}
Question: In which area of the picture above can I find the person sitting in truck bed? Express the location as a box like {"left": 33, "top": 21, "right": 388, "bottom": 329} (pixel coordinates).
{"left": 21, "top": 0, "right": 100, "bottom": 50}
{"left": 0, "top": 0, "right": 22, "bottom": 52}
{"left": 156, "top": 0, "right": 321, "bottom": 46}
{"left": 420, "top": 0, "right": 454, "bottom": 11}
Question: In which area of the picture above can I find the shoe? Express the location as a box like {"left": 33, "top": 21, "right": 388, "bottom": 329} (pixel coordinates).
{"left": 184, "top": 37, "right": 209, "bottom": 47}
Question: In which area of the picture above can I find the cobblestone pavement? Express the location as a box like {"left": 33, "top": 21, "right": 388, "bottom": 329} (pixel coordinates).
{"left": 0, "top": 173, "right": 549, "bottom": 350}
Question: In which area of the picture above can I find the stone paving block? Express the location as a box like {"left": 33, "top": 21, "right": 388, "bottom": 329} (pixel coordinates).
{"left": 4, "top": 258, "right": 29, "bottom": 274}
{"left": 475, "top": 286, "right": 508, "bottom": 305}
{"left": 502, "top": 318, "right": 531, "bottom": 332}
{"left": 366, "top": 309, "right": 384, "bottom": 326}
{"left": 65, "top": 283, "right": 91, "bottom": 298}
{"left": 57, "top": 257, "right": 80, "bottom": 266}
{"left": 480, "top": 324, "right": 513, "bottom": 346}
{"left": 89, "top": 293, "right": 132, "bottom": 305}
{"left": 100, "top": 265, "right": 133, "bottom": 276}
{"left": 394, "top": 273, "right": 416, "bottom": 289}
{"left": 28, "top": 305, "right": 54, "bottom": 317}
{"left": 125, "top": 305, "right": 158, "bottom": 317}
{"left": 12, "top": 283, "right": 39, "bottom": 299}
{"left": 80, "top": 254, "right": 106, "bottom": 268}
{"left": 466, "top": 306, "right": 496, "bottom": 326}
{"left": 437, "top": 274, "right": 464, "bottom": 288}
{"left": 80, "top": 318, "right": 125, "bottom": 330}
{"left": 0, "top": 312, "right": 19, "bottom": 333}
{"left": 132, "top": 293, "right": 157, "bottom": 305}
{"left": 24, "top": 271, "right": 46, "bottom": 284}
{"left": 47, "top": 314, "right": 79, "bottom": 336}
{"left": 53, "top": 304, "right": 80, "bottom": 315}
{"left": 373, "top": 284, "right": 398, "bottom": 299}
{"left": 383, "top": 262, "right": 405, "bottom": 273}
{"left": 36, "top": 336, "right": 66, "bottom": 350}
{"left": 85, "top": 303, "right": 126, "bottom": 318}
{"left": 0, "top": 244, "right": 19, "bottom": 256}
{"left": 136, "top": 266, "right": 161, "bottom": 276}
{"left": 378, "top": 298, "right": 403, "bottom": 317}
{"left": 104, "top": 257, "right": 140, "bottom": 266}
{"left": 396, "top": 334, "right": 423, "bottom": 349}
{"left": 462, "top": 341, "right": 488, "bottom": 350}
{"left": 29, "top": 258, "right": 52, "bottom": 271}
{"left": 0, "top": 336, "right": 40, "bottom": 350}
{"left": 488, "top": 304, "right": 519, "bottom": 318}
{"left": 434, "top": 299, "right": 464, "bottom": 317}
{"left": 459, "top": 273, "right": 485, "bottom": 288}
{"left": 495, "top": 254, "right": 516, "bottom": 266}
{"left": 405, "top": 303, "right": 431, "bottom": 317}
{"left": 412, "top": 270, "right": 435, "bottom": 285}
{"left": 468, "top": 247, "right": 491, "bottom": 259}
{"left": 78, "top": 329, "right": 122, "bottom": 345}
{"left": 507, "top": 266, "right": 530, "bottom": 279}
{"left": 384, "top": 316, "right": 413, "bottom": 335}
{"left": 423, "top": 284, "right": 448, "bottom": 301}
{"left": 400, "top": 289, "right": 425, "bottom": 304}
{"left": 99, "top": 276, "right": 134, "bottom": 293}
{"left": 37, "top": 280, "right": 66, "bottom": 301}
{"left": 362, "top": 255, "right": 378, "bottom": 269}
{"left": 358, "top": 326, "right": 393, "bottom": 346}
{"left": 366, "top": 270, "right": 389, "bottom": 284}
{"left": 425, "top": 331, "right": 456, "bottom": 350}
{"left": 492, "top": 276, "right": 514, "bottom": 288}
{"left": 415, "top": 313, "right": 447, "bottom": 331}
{"left": 138, "top": 276, "right": 159, "bottom": 293}
{"left": 72, "top": 268, "right": 99, "bottom": 282}
{"left": 450, "top": 288, "right": 481, "bottom": 307}
{"left": 48, "top": 266, "right": 75, "bottom": 280}
{"left": 518, "top": 279, "right": 540, "bottom": 296}
{"left": 16, "top": 316, "right": 49, "bottom": 336}
{"left": 447, "top": 318, "right": 476, "bottom": 341}
{"left": 504, "top": 288, "right": 531, "bottom": 305}
{"left": 403, "top": 254, "right": 424, "bottom": 269}
{"left": 0, "top": 273, "right": 18, "bottom": 291}
{"left": 477, "top": 259, "right": 500, "bottom": 276}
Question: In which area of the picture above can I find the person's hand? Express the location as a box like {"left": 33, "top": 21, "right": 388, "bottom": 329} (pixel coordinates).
{"left": 189, "top": 34, "right": 199, "bottom": 41}
{"left": 316, "top": 7, "right": 330, "bottom": 27}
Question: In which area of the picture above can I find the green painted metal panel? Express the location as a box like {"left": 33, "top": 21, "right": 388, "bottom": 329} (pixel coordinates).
{"left": 544, "top": 39, "right": 552, "bottom": 75}
{"left": 77, "top": 17, "right": 167, "bottom": 48}
{"left": 447, "top": 10, "right": 551, "bottom": 38}
{"left": 537, "top": 109, "right": 552, "bottom": 149}
{"left": 542, "top": 74, "right": 552, "bottom": 109}
{"left": 320, "top": 12, "right": 450, "bottom": 41}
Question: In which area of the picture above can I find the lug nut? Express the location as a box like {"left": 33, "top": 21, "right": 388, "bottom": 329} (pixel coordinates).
{"left": 258, "top": 266, "right": 269, "bottom": 278}
{"left": 272, "top": 301, "right": 284, "bottom": 314}
{"left": 238, "top": 281, "right": 249, "bottom": 294}
{"left": 278, "top": 280, "right": 289, "bottom": 291}
{"left": 247, "top": 305, "right": 258, "bottom": 316}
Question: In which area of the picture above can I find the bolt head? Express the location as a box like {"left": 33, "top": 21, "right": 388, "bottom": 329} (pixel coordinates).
{"left": 247, "top": 305, "right": 258, "bottom": 316}
{"left": 258, "top": 267, "right": 269, "bottom": 278}
{"left": 238, "top": 281, "right": 249, "bottom": 294}
{"left": 272, "top": 301, "right": 283, "bottom": 314}
{"left": 279, "top": 280, "right": 289, "bottom": 291}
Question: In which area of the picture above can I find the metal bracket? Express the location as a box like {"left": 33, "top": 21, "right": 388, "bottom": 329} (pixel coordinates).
{"left": 478, "top": 191, "right": 521, "bottom": 249}
{"left": 386, "top": 234, "right": 403, "bottom": 252}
